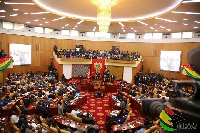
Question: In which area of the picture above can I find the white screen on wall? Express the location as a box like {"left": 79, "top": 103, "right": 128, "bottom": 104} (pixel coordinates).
{"left": 9, "top": 43, "right": 31, "bottom": 65}
{"left": 160, "top": 51, "right": 181, "bottom": 72}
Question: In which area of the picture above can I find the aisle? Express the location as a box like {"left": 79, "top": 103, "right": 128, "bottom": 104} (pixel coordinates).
{"left": 79, "top": 92, "right": 113, "bottom": 133}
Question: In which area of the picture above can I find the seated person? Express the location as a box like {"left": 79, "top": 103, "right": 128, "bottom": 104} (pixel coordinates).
{"left": 71, "top": 108, "right": 80, "bottom": 117}
{"left": 17, "top": 114, "right": 28, "bottom": 133}
{"left": 116, "top": 91, "right": 122, "bottom": 100}
{"left": 18, "top": 104, "right": 27, "bottom": 115}
{"left": 47, "top": 117, "right": 56, "bottom": 127}
{"left": 84, "top": 113, "right": 95, "bottom": 125}
{"left": 128, "top": 89, "right": 136, "bottom": 97}
{"left": 3, "top": 95, "right": 10, "bottom": 104}
{"left": 0, "top": 98, "right": 4, "bottom": 110}
{"left": 58, "top": 101, "right": 64, "bottom": 115}
{"left": 10, "top": 111, "right": 19, "bottom": 127}
{"left": 38, "top": 90, "right": 43, "bottom": 97}
{"left": 106, "top": 115, "right": 119, "bottom": 130}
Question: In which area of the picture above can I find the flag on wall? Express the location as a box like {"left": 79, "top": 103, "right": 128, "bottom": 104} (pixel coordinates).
{"left": 91, "top": 59, "right": 105, "bottom": 78}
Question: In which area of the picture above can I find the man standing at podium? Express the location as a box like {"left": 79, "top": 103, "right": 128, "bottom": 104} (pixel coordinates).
{"left": 95, "top": 71, "right": 100, "bottom": 81}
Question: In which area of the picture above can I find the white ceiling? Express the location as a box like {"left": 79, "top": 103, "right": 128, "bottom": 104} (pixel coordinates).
{"left": 0, "top": 0, "right": 200, "bottom": 33}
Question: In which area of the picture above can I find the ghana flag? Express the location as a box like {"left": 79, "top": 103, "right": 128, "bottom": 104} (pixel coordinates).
{"left": 0, "top": 57, "right": 14, "bottom": 71}
{"left": 181, "top": 64, "right": 200, "bottom": 81}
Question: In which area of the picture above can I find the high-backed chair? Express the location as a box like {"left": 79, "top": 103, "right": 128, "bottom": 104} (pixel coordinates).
{"left": 50, "top": 127, "right": 58, "bottom": 133}
{"left": 124, "top": 114, "right": 130, "bottom": 123}
{"left": 13, "top": 125, "right": 21, "bottom": 133}
{"left": 60, "top": 129, "right": 71, "bottom": 133}
{"left": 128, "top": 110, "right": 132, "bottom": 116}
{"left": 7, "top": 86, "right": 11, "bottom": 92}
{"left": 40, "top": 116, "right": 45, "bottom": 123}
{"left": 15, "top": 106, "right": 22, "bottom": 116}
{"left": 41, "top": 123, "right": 49, "bottom": 129}
{"left": 127, "top": 98, "right": 129, "bottom": 105}
{"left": 9, "top": 93, "right": 14, "bottom": 99}
{"left": 127, "top": 103, "right": 131, "bottom": 111}
{"left": 20, "top": 100, "right": 25, "bottom": 107}
{"left": 66, "top": 113, "right": 74, "bottom": 120}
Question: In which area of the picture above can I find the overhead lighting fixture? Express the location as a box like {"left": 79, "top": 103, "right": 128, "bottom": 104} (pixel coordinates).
{"left": 156, "top": 17, "right": 177, "bottom": 22}
{"left": 13, "top": 9, "right": 19, "bottom": 11}
{"left": 30, "top": 12, "right": 49, "bottom": 15}
{"left": 73, "top": 28, "right": 75, "bottom": 29}
{"left": 45, "top": 22, "right": 49, "bottom": 23}
{"left": 65, "top": 24, "right": 69, "bottom": 26}
{"left": 26, "top": 22, "right": 31, "bottom": 23}
{"left": 172, "top": 11, "right": 200, "bottom": 14}
{"left": 118, "top": 22, "right": 124, "bottom": 27}
{"left": 183, "top": 19, "right": 187, "bottom": 20}
{"left": 182, "top": 0, "right": 200, "bottom": 3}
{"left": 131, "top": 28, "right": 133, "bottom": 29}
{"left": 183, "top": 24, "right": 188, "bottom": 25}
{"left": 134, "top": 30, "right": 137, "bottom": 32}
{"left": 123, "top": 30, "right": 125, "bottom": 32}
{"left": 0, "top": 16, "right": 5, "bottom": 18}
{"left": 43, "top": 18, "right": 46, "bottom": 19}
{"left": 39, "top": 24, "right": 42, "bottom": 25}
{"left": 194, "top": 27, "right": 198, "bottom": 28}
{"left": 150, "top": 27, "right": 154, "bottom": 29}
{"left": 0, "top": 10, "right": 6, "bottom": 12}
{"left": 34, "top": 19, "right": 39, "bottom": 21}
{"left": 91, "top": 0, "right": 119, "bottom": 33}
{"left": 167, "top": 29, "right": 171, "bottom": 31}
{"left": 10, "top": 14, "right": 18, "bottom": 16}
{"left": 24, "top": 12, "right": 28, "bottom": 14}
{"left": 4, "top": 2, "right": 35, "bottom": 5}
{"left": 75, "top": 25, "right": 78, "bottom": 27}
{"left": 77, "top": 20, "right": 84, "bottom": 24}
{"left": 62, "top": 27, "right": 64, "bottom": 29}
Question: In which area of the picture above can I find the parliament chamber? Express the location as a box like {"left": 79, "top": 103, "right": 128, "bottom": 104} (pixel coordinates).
{"left": 0, "top": 0, "right": 200, "bottom": 133}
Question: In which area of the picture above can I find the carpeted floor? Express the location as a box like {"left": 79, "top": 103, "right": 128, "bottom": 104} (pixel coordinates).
{"left": 79, "top": 91, "right": 140, "bottom": 133}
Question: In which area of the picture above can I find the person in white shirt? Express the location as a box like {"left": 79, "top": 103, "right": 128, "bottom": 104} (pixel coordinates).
{"left": 10, "top": 111, "right": 19, "bottom": 125}
{"left": 71, "top": 108, "right": 80, "bottom": 117}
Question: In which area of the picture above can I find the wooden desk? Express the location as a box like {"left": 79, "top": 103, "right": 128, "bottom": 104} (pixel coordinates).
{"left": 50, "top": 96, "right": 62, "bottom": 116}
{"left": 111, "top": 117, "right": 144, "bottom": 133}
{"left": 1, "top": 100, "right": 19, "bottom": 117}
{"left": 81, "top": 84, "right": 94, "bottom": 92}
{"left": 68, "top": 96, "right": 87, "bottom": 112}
{"left": 54, "top": 115, "right": 85, "bottom": 130}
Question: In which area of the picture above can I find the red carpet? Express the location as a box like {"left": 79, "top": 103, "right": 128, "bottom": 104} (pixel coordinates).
{"left": 79, "top": 91, "right": 140, "bottom": 133}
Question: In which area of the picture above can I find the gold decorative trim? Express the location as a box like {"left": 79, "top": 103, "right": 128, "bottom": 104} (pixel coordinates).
{"left": 32, "top": 0, "right": 183, "bottom": 22}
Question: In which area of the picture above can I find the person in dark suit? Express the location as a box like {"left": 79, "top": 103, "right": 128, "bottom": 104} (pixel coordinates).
{"left": 106, "top": 115, "right": 119, "bottom": 130}
{"left": 17, "top": 114, "right": 28, "bottom": 133}
{"left": 18, "top": 105, "right": 27, "bottom": 115}
{"left": 3, "top": 95, "right": 10, "bottom": 104}
{"left": 110, "top": 73, "right": 115, "bottom": 82}
{"left": 95, "top": 71, "right": 100, "bottom": 81}
{"left": 128, "top": 89, "right": 136, "bottom": 97}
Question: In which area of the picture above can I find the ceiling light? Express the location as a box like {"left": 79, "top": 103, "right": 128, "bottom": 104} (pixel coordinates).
{"left": 183, "top": 24, "right": 188, "bottom": 25}
{"left": 122, "top": 27, "right": 124, "bottom": 29}
{"left": 118, "top": 22, "right": 124, "bottom": 27}
{"left": 39, "top": 24, "right": 42, "bottom": 25}
{"left": 0, "top": 16, "right": 5, "bottom": 18}
{"left": 34, "top": 19, "right": 39, "bottom": 21}
{"left": 24, "top": 13, "right": 28, "bottom": 14}
{"left": 65, "top": 24, "right": 69, "bottom": 26}
{"left": 123, "top": 30, "right": 125, "bottom": 32}
{"left": 93, "top": 29, "right": 95, "bottom": 31}
{"left": 182, "top": 0, "right": 200, "bottom": 3}
{"left": 45, "top": 22, "right": 49, "bottom": 23}
{"left": 183, "top": 19, "right": 187, "bottom": 20}
{"left": 155, "top": 30, "right": 158, "bottom": 32}
{"left": 167, "top": 29, "right": 171, "bottom": 31}
{"left": 62, "top": 27, "right": 64, "bottom": 28}
{"left": 194, "top": 27, "right": 198, "bottom": 28}
{"left": 134, "top": 30, "right": 137, "bottom": 32}
{"left": 91, "top": 0, "right": 119, "bottom": 33}
{"left": 150, "top": 27, "right": 154, "bottom": 29}
{"left": 172, "top": 11, "right": 200, "bottom": 14}
{"left": 10, "top": 14, "right": 18, "bottom": 16}
{"left": 94, "top": 27, "right": 96, "bottom": 29}
{"left": 4, "top": 2, "right": 35, "bottom": 5}
{"left": 75, "top": 25, "right": 78, "bottom": 27}
{"left": 30, "top": 12, "right": 49, "bottom": 15}
{"left": 13, "top": 9, "right": 19, "bottom": 11}
{"left": 0, "top": 10, "right": 6, "bottom": 12}
{"left": 26, "top": 22, "right": 31, "bottom": 23}
{"left": 197, "top": 22, "right": 200, "bottom": 23}
{"left": 73, "top": 28, "right": 75, "bottom": 29}
{"left": 43, "top": 18, "right": 46, "bottom": 19}
{"left": 131, "top": 28, "right": 133, "bottom": 29}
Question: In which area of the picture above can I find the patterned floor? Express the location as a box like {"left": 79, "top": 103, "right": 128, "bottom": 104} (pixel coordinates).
{"left": 79, "top": 91, "right": 140, "bottom": 133}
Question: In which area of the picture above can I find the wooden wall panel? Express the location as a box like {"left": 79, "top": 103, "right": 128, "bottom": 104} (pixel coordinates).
{"left": 107, "top": 66, "right": 123, "bottom": 80}
{"left": 0, "top": 33, "right": 200, "bottom": 83}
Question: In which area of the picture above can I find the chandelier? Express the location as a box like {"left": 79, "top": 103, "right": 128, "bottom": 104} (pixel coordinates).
{"left": 91, "top": 0, "right": 119, "bottom": 33}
